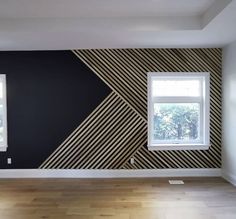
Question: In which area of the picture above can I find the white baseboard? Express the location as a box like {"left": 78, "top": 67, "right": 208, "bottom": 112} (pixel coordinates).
{"left": 222, "top": 171, "right": 236, "bottom": 186}
{"left": 0, "top": 169, "right": 221, "bottom": 178}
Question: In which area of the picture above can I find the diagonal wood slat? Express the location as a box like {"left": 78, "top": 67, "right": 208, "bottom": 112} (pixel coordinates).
{"left": 40, "top": 92, "right": 146, "bottom": 169}
{"left": 40, "top": 48, "right": 221, "bottom": 169}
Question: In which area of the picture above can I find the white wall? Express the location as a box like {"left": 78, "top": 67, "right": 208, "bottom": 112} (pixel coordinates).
{"left": 222, "top": 41, "right": 236, "bottom": 186}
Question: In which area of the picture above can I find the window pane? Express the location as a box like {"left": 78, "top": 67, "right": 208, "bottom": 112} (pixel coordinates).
{"left": 152, "top": 80, "right": 200, "bottom": 97}
{"left": 153, "top": 103, "right": 200, "bottom": 142}
{"left": 0, "top": 105, "right": 3, "bottom": 142}
{"left": 0, "top": 82, "right": 3, "bottom": 99}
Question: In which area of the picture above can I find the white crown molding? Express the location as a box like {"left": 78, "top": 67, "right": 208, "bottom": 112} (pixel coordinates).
{"left": 0, "top": 169, "right": 221, "bottom": 178}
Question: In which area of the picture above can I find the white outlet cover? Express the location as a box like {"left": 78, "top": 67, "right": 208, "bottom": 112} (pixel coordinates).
{"left": 168, "top": 180, "right": 184, "bottom": 185}
{"left": 7, "top": 158, "right": 12, "bottom": 164}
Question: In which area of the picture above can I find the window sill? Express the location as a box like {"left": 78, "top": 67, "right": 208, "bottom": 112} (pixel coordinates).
{"left": 0, "top": 147, "right": 7, "bottom": 152}
{"left": 148, "top": 144, "right": 210, "bottom": 151}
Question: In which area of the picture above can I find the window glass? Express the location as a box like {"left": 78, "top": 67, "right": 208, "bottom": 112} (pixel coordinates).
{"left": 152, "top": 80, "right": 200, "bottom": 97}
{"left": 0, "top": 104, "right": 3, "bottom": 142}
{"left": 153, "top": 103, "right": 200, "bottom": 141}
{"left": 148, "top": 72, "right": 210, "bottom": 150}
{"left": 0, "top": 75, "right": 7, "bottom": 151}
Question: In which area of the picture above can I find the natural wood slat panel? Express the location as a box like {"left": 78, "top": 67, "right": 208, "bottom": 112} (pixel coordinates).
{"left": 40, "top": 48, "right": 221, "bottom": 169}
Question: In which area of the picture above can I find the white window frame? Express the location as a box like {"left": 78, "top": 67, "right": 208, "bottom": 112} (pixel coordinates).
{"left": 147, "top": 72, "right": 210, "bottom": 151}
{"left": 0, "top": 74, "right": 8, "bottom": 152}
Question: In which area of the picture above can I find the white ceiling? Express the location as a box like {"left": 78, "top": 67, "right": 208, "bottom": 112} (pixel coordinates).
{"left": 0, "top": 0, "right": 215, "bottom": 17}
{"left": 0, "top": 0, "right": 235, "bottom": 50}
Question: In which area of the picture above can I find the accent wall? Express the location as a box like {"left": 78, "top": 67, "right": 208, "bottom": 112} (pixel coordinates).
{"left": 0, "top": 49, "right": 222, "bottom": 169}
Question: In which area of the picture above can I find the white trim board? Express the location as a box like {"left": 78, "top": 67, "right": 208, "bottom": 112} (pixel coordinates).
{"left": 222, "top": 171, "right": 236, "bottom": 186}
{"left": 0, "top": 169, "right": 221, "bottom": 178}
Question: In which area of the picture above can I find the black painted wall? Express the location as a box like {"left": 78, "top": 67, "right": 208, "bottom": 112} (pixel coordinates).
{"left": 0, "top": 51, "right": 111, "bottom": 168}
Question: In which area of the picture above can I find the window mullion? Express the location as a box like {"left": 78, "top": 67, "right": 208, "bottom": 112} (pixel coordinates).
{"left": 153, "top": 96, "right": 202, "bottom": 103}
{"left": 148, "top": 72, "right": 210, "bottom": 151}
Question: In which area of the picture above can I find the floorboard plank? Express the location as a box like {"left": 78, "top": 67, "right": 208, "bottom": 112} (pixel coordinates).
{"left": 0, "top": 177, "right": 235, "bottom": 219}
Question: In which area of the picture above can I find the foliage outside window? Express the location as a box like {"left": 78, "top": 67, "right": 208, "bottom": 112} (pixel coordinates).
{"left": 148, "top": 72, "right": 210, "bottom": 151}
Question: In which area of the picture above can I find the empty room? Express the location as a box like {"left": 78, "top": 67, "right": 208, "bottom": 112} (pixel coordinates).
{"left": 0, "top": 0, "right": 236, "bottom": 218}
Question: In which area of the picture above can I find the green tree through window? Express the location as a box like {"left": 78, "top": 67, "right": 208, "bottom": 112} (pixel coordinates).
{"left": 153, "top": 103, "right": 199, "bottom": 141}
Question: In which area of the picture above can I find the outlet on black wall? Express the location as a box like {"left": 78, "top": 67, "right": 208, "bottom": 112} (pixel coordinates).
{"left": 0, "top": 51, "right": 111, "bottom": 168}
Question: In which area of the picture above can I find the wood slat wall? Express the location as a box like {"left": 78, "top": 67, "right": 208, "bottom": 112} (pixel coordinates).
{"left": 40, "top": 48, "right": 221, "bottom": 169}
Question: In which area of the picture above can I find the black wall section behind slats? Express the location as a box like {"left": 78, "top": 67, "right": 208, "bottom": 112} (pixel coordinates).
{"left": 0, "top": 51, "right": 111, "bottom": 168}
{"left": 41, "top": 48, "right": 221, "bottom": 169}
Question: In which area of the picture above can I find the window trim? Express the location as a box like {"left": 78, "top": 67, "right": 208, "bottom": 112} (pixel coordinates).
{"left": 147, "top": 72, "right": 210, "bottom": 151}
{"left": 0, "top": 74, "right": 8, "bottom": 152}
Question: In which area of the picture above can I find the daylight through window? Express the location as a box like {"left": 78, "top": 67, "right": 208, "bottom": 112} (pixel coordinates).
{"left": 0, "top": 75, "right": 7, "bottom": 151}
{"left": 148, "top": 72, "right": 210, "bottom": 150}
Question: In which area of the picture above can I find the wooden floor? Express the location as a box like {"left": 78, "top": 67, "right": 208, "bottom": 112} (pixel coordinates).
{"left": 0, "top": 177, "right": 235, "bottom": 219}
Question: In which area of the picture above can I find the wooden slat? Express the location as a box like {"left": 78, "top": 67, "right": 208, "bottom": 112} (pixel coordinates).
{"left": 40, "top": 48, "right": 222, "bottom": 169}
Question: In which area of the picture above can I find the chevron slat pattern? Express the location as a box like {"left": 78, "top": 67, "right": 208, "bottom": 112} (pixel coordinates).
{"left": 40, "top": 92, "right": 147, "bottom": 169}
{"left": 40, "top": 48, "right": 221, "bottom": 169}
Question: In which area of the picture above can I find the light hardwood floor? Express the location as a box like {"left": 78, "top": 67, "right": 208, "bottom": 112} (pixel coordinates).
{"left": 0, "top": 177, "right": 235, "bottom": 219}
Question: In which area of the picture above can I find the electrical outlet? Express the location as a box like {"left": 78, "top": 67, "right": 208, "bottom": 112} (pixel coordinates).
{"left": 130, "top": 157, "right": 135, "bottom": 164}
{"left": 7, "top": 158, "right": 12, "bottom": 164}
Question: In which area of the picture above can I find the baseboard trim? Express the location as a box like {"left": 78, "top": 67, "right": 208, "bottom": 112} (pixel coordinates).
{"left": 0, "top": 169, "right": 221, "bottom": 178}
{"left": 222, "top": 171, "right": 236, "bottom": 186}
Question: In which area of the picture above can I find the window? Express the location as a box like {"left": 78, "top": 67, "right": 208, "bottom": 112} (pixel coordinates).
{"left": 0, "top": 75, "right": 7, "bottom": 151}
{"left": 148, "top": 72, "right": 210, "bottom": 150}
